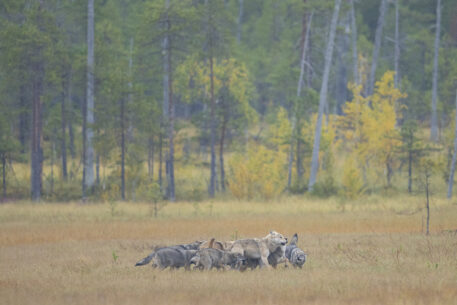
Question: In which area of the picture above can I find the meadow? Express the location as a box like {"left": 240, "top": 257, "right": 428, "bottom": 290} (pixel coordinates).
{"left": 1, "top": 196, "right": 456, "bottom": 305}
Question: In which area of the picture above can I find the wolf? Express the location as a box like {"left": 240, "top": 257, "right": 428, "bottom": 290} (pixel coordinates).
{"left": 191, "top": 248, "right": 245, "bottom": 270}
{"left": 285, "top": 233, "right": 306, "bottom": 268}
{"left": 240, "top": 241, "right": 287, "bottom": 270}
{"left": 149, "top": 248, "right": 198, "bottom": 270}
{"left": 199, "top": 238, "right": 225, "bottom": 250}
{"left": 230, "top": 231, "right": 287, "bottom": 269}
{"left": 135, "top": 240, "right": 203, "bottom": 267}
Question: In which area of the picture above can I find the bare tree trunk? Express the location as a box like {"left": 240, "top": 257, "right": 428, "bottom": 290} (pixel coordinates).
{"left": 50, "top": 140, "right": 55, "bottom": 195}
{"left": 408, "top": 148, "right": 412, "bottom": 193}
{"left": 159, "top": 132, "right": 163, "bottom": 191}
{"left": 287, "top": 140, "right": 294, "bottom": 190}
{"left": 308, "top": 0, "right": 341, "bottom": 191}
{"left": 31, "top": 71, "right": 43, "bottom": 202}
{"left": 61, "top": 79, "right": 68, "bottom": 181}
{"left": 366, "top": 0, "right": 388, "bottom": 96}
{"left": 219, "top": 115, "right": 227, "bottom": 192}
{"left": 431, "top": 0, "right": 441, "bottom": 142}
{"left": 290, "top": 8, "right": 313, "bottom": 190}
{"left": 236, "top": 0, "right": 243, "bottom": 43}
{"left": 167, "top": 27, "right": 175, "bottom": 202}
{"left": 84, "top": 0, "right": 95, "bottom": 194}
{"left": 297, "top": 11, "right": 313, "bottom": 98}
{"left": 350, "top": 0, "right": 358, "bottom": 85}
{"left": 19, "top": 89, "right": 28, "bottom": 153}
{"left": 120, "top": 98, "right": 126, "bottom": 201}
{"left": 425, "top": 173, "right": 430, "bottom": 235}
{"left": 96, "top": 154, "right": 100, "bottom": 185}
{"left": 394, "top": 0, "right": 400, "bottom": 88}
{"left": 335, "top": 13, "right": 349, "bottom": 115}
{"left": 68, "top": 88, "right": 75, "bottom": 160}
{"left": 447, "top": 90, "right": 457, "bottom": 198}
{"left": 162, "top": 0, "right": 175, "bottom": 201}
{"left": 2, "top": 154, "right": 6, "bottom": 202}
{"left": 148, "top": 137, "right": 154, "bottom": 180}
{"left": 127, "top": 37, "right": 134, "bottom": 141}
{"left": 209, "top": 53, "right": 217, "bottom": 198}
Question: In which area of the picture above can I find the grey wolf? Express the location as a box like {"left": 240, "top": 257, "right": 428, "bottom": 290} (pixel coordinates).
{"left": 285, "top": 233, "right": 306, "bottom": 268}
{"left": 230, "top": 230, "right": 287, "bottom": 269}
{"left": 135, "top": 241, "right": 203, "bottom": 267}
{"left": 150, "top": 248, "right": 198, "bottom": 270}
{"left": 191, "top": 248, "right": 245, "bottom": 270}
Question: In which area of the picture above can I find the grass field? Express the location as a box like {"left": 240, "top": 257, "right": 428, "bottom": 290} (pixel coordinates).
{"left": 1, "top": 197, "right": 457, "bottom": 305}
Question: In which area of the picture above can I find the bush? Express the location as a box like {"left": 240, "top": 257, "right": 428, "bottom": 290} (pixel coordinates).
{"left": 311, "top": 175, "right": 338, "bottom": 198}
{"left": 228, "top": 144, "right": 286, "bottom": 200}
{"left": 340, "top": 157, "right": 365, "bottom": 200}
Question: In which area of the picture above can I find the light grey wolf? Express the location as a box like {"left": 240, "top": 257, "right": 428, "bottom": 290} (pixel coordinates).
{"left": 230, "top": 231, "right": 287, "bottom": 269}
{"left": 191, "top": 248, "right": 245, "bottom": 270}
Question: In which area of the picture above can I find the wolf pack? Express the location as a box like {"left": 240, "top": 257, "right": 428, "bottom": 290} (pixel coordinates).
{"left": 135, "top": 231, "right": 307, "bottom": 271}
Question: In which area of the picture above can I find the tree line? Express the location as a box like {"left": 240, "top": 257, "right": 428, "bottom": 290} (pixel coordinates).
{"left": 1, "top": 0, "right": 457, "bottom": 202}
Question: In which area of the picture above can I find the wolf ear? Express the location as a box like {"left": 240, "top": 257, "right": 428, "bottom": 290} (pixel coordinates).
{"left": 289, "top": 233, "right": 298, "bottom": 245}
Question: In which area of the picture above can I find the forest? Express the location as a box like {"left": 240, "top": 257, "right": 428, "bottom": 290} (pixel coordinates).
{"left": 1, "top": 0, "right": 457, "bottom": 203}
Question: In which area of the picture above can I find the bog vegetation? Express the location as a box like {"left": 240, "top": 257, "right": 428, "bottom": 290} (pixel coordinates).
{"left": 1, "top": 0, "right": 457, "bottom": 203}
{"left": 1, "top": 199, "right": 456, "bottom": 305}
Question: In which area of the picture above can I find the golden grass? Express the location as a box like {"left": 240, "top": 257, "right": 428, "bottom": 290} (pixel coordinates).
{"left": 1, "top": 198, "right": 457, "bottom": 305}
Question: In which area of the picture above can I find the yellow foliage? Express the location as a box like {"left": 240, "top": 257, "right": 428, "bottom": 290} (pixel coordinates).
{"left": 341, "top": 156, "right": 365, "bottom": 200}
{"left": 174, "top": 57, "right": 257, "bottom": 123}
{"left": 338, "top": 71, "right": 407, "bottom": 177}
{"left": 266, "top": 106, "right": 292, "bottom": 152}
{"left": 228, "top": 143, "right": 286, "bottom": 200}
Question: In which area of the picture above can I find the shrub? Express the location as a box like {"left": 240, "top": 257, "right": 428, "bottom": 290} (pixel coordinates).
{"left": 228, "top": 144, "right": 286, "bottom": 200}
{"left": 340, "top": 157, "right": 365, "bottom": 200}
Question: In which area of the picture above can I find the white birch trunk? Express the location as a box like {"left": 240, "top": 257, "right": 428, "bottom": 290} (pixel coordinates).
{"left": 366, "top": 0, "right": 388, "bottom": 96}
{"left": 84, "top": 0, "right": 95, "bottom": 190}
{"left": 308, "top": 0, "right": 341, "bottom": 191}
{"left": 447, "top": 89, "right": 457, "bottom": 199}
{"left": 297, "top": 11, "right": 313, "bottom": 98}
{"left": 394, "top": 0, "right": 400, "bottom": 88}
{"left": 236, "top": 0, "right": 243, "bottom": 44}
{"left": 350, "top": 0, "right": 358, "bottom": 85}
{"left": 430, "top": 0, "right": 441, "bottom": 142}
{"left": 127, "top": 37, "right": 134, "bottom": 141}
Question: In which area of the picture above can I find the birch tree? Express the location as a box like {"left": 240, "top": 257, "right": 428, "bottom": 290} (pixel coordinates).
{"left": 394, "top": 0, "right": 400, "bottom": 88}
{"left": 366, "top": 0, "right": 388, "bottom": 96}
{"left": 350, "top": 0, "right": 358, "bottom": 85}
{"left": 447, "top": 90, "right": 457, "bottom": 198}
{"left": 430, "top": 0, "right": 441, "bottom": 142}
{"left": 308, "top": 0, "right": 341, "bottom": 191}
{"left": 84, "top": 0, "right": 95, "bottom": 195}
{"left": 236, "top": 0, "right": 243, "bottom": 44}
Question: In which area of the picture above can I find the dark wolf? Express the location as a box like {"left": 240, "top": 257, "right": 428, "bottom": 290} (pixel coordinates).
{"left": 135, "top": 240, "right": 203, "bottom": 266}
{"left": 285, "top": 233, "right": 306, "bottom": 268}
{"left": 150, "top": 248, "right": 198, "bottom": 270}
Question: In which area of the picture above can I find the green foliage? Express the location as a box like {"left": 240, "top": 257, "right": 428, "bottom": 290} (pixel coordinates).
{"left": 1, "top": 0, "right": 457, "bottom": 202}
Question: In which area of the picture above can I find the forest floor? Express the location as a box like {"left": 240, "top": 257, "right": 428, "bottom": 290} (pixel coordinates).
{"left": 1, "top": 197, "right": 457, "bottom": 305}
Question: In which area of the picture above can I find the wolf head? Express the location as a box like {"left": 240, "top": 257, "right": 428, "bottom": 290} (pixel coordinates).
{"left": 266, "top": 230, "right": 288, "bottom": 250}
{"left": 291, "top": 248, "right": 306, "bottom": 267}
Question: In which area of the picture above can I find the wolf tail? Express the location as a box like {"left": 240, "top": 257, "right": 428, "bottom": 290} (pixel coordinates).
{"left": 208, "top": 238, "right": 215, "bottom": 248}
{"left": 135, "top": 252, "right": 155, "bottom": 266}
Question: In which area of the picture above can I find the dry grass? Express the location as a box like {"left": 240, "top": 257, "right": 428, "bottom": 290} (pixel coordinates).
{"left": 1, "top": 198, "right": 457, "bottom": 305}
